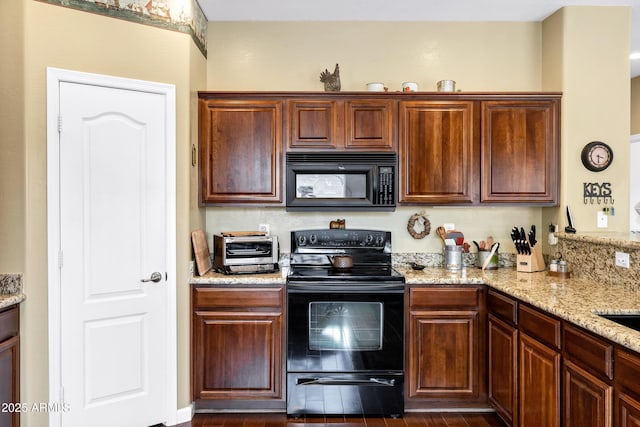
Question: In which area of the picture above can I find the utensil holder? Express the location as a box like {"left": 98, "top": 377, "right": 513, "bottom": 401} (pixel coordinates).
{"left": 516, "top": 244, "right": 545, "bottom": 273}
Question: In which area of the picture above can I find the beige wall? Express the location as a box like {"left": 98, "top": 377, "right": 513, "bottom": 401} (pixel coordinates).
{"left": 207, "top": 21, "right": 542, "bottom": 92}
{"left": 632, "top": 76, "right": 640, "bottom": 134}
{"left": 546, "top": 7, "right": 630, "bottom": 233}
{"left": 0, "top": 0, "right": 26, "bottom": 274}
{"left": 9, "top": 2, "right": 207, "bottom": 425}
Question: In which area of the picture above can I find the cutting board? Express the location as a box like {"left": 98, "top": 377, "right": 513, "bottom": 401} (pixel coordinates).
{"left": 191, "top": 229, "right": 212, "bottom": 276}
{"left": 221, "top": 231, "right": 267, "bottom": 237}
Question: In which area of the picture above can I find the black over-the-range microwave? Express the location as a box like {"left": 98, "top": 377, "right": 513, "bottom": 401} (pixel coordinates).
{"left": 285, "top": 152, "right": 397, "bottom": 211}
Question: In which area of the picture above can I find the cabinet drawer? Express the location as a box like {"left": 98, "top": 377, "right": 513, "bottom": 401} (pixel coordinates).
{"left": 615, "top": 348, "right": 640, "bottom": 394}
{"left": 409, "top": 287, "right": 480, "bottom": 309}
{"left": 519, "top": 304, "right": 561, "bottom": 350}
{"left": 488, "top": 290, "right": 518, "bottom": 325}
{"left": 193, "top": 287, "right": 283, "bottom": 310}
{"left": 0, "top": 305, "right": 19, "bottom": 342}
{"left": 564, "top": 323, "right": 613, "bottom": 380}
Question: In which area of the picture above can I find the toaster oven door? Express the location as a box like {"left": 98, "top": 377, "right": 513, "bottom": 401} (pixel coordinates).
{"left": 223, "top": 237, "right": 277, "bottom": 265}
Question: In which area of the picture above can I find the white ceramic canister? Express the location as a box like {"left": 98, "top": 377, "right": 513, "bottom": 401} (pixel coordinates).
{"left": 367, "top": 82, "right": 385, "bottom": 92}
{"left": 437, "top": 80, "right": 456, "bottom": 92}
{"left": 402, "top": 81, "right": 418, "bottom": 92}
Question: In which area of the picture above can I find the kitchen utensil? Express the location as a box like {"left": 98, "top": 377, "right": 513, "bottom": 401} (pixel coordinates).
{"left": 565, "top": 205, "right": 576, "bottom": 233}
{"left": 473, "top": 241, "right": 481, "bottom": 252}
{"left": 479, "top": 240, "right": 486, "bottom": 250}
{"left": 436, "top": 226, "right": 447, "bottom": 242}
{"left": 328, "top": 255, "right": 353, "bottom": 269}
{"left": 191, "top": 229, "right": 212, "bottom": 276}
{"left": 486, "top": 236, "right": 494, "bottom": 248}
{"left": 444, "top": 238, "right": 457, "bottom": 246}
{"left": 463, "top": 242, "right": 471, "bottom": 253}
{"left": 446, "top": 230, "right": 465, "bottom": 245}
{"left": 481, "top": 242, "right": 499, "bottom": 272}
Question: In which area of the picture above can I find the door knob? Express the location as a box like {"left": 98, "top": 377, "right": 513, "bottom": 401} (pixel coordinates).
{"left": 141, "top": 272, "right": 163, "bottom": 283}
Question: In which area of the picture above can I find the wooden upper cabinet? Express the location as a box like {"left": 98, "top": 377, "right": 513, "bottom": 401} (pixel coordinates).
{"left": 287, "top": 98, "right": 396, "bottom": 151}
{"left": 199, "top": 98, "right": 282, "bottom": 205}
{"left": 344, "top": 99, "right": 395, "bottom": 150}
{"left": 481, "top": 98, "right": 560, "bottom": 205}
{"left": 288, "top": 100, "right": 340, "bottom": 149}
{"left": 399, "top": 100, "right": 478, "bottom": 204}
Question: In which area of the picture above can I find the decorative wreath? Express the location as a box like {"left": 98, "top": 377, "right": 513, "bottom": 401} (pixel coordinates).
{"left": 407, "top": 212, "right": 431, "bottom": 239}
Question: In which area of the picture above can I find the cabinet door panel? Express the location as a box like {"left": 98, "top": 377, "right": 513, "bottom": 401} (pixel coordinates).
{"left": 0, "top": 335, "right": 19, "bottom": 427}
{"left": 199, "top": 99, "right": 282, "bottom": 204}
{"left": 288, "top": 100, "right": 339, "bottom": 149}
{"left": 519, "top": 332, "right": 560, "bottom": 427}
{"left": 564, "top": 359, "right": 612, "bottom": 427}
{"left": 399, "top": 101, "right": 477, "bottom": 203}
{"left": 408, "top": 310, "right": 479, "bottom": 399}
{"left": 617, "top": 391, "right": 640, "bottom": 427}
{"left": 489, "top": 314, "right": 518, "bottom": 426}
{"left": 344, "top": 100, "right": 395, "bottom": 150}
{"left": 481, "top": 100, "right": 559, "bottom": 204}
{"left": 193, "top": 311, "right": 282, "bottom": 400}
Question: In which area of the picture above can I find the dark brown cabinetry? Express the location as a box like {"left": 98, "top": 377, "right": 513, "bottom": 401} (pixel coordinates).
{"left": 481, "top": 99, "right": 560, "bottom": 205}
{"left": 487, "top": 290, "right": 518, "bottom": 426}
{"left": 0, "top": 305, "right": 19, "bottom": 427}
{"left": 406, "top": 286, "right": 487, "bottom": 410}
{"left": 198, "top": 97, "right": 283, "bottom": 205}
{"left": 563, "top": 324, "right": 613, "bottom": 427}
{"left": 287, "top": 98, "right": 395, "bottom": 151}
{"left": 614, "top": 349, "right": 640, "bottom": 427}
{"left": 398, "top": 101, "right": 478, "bottom": 204}
{"left": 191, "top": 286, "right": 285, "bottom": 411}
{"left": 198, "top": 92, "right": 560, "bottom": 206}
{"left": 518, "top": 304, "right": 561, "bottom": 427}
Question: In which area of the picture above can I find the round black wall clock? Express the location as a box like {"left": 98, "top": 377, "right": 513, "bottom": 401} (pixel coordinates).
{"left": 581, "top": 141, "right": 613, "bottom": 172}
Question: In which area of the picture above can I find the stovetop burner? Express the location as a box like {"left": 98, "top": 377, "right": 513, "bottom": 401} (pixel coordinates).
{"left": 288, "top": 265, "right": 404, "bottom": 282}
{"left": 287, "top": 229, "right": 404, "bottom": 286}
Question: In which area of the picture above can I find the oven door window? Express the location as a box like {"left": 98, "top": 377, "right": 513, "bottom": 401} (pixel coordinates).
{"left": 308, "top": 302, "right": 382, "bottom": 351}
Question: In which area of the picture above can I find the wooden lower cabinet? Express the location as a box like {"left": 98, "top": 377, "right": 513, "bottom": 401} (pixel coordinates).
{"left": 0, "top": 305, "right": 19, "bottom": 427}
{"left": 406, "top": 286, "right": 487, "bottom": 409}
{"left": 519, "top": 332, "right": 561, "bottom": 427}
{"left": 192, "top": 286, "right": 285, "bottom": 411}
{"left": 564, "top": 359, "right": 612, "bottom": 427}
{"left": 488, "top": 314, "right": 518, "bottom": 426}
{"left": 615, "top": 349, "right": 640, "bottom": 427}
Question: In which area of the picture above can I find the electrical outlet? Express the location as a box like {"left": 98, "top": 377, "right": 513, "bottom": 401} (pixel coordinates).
{"left": 258, "top": 223, "right": 270, "bottom": 234}
{"left": 444, "top": 223, "right": 455, "bottom": 232}
{"left": 597, "top": 211, "right": 608, "bottom": 228}
{"left": 616, "top": 251, "right": 630, "bottom": 268}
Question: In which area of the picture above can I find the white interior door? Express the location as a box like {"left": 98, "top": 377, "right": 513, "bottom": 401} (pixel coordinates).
{"left": 48, "top": 71, "right": 176, "bottom": 427}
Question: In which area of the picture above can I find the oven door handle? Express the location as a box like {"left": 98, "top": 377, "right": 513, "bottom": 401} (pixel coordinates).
{"left": 296, "top": 377, "right": 396, "bottom": 387}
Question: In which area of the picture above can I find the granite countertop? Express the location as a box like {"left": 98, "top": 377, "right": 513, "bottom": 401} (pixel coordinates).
{"left": 404, "top": 266, "right": 640, "bottom": 353}
{"left": 0, "top": 274, "right": 25, "bottom": 310}
{"left": 192, "top": 266, "right": 640, "bottom": 354}
{"left": 190, "top": 269, "right": 286, "bottom": 286}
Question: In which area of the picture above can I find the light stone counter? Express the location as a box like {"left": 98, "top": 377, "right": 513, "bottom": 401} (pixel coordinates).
{"left": 402, "top": 266, "right": 640, "bottom": 354}
{"left": 0, "top": 274, "right": 25, "bottom": 310}
{"left": 190, "top": 269, "right": 286, "bottom": 286}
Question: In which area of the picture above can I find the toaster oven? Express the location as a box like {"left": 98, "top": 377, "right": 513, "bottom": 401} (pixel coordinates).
{"left": 212, "top": 234, "right": 279, "bottom": 274}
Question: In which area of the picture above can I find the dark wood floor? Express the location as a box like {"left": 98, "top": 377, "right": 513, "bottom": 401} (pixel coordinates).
{"left": 175, "top": 412, "right": 507, "bottom": 427}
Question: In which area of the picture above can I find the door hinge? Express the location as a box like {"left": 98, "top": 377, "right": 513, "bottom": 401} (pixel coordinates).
{"left": 58, "top": 115, "right": 62, "bottom": 133}
{"left": 58, "top": 250, "right": 63, "bottom": 269}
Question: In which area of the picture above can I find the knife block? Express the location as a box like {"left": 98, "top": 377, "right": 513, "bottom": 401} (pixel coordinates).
{"left": 516, "top": 244, "right": 545, "bottom": 273}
